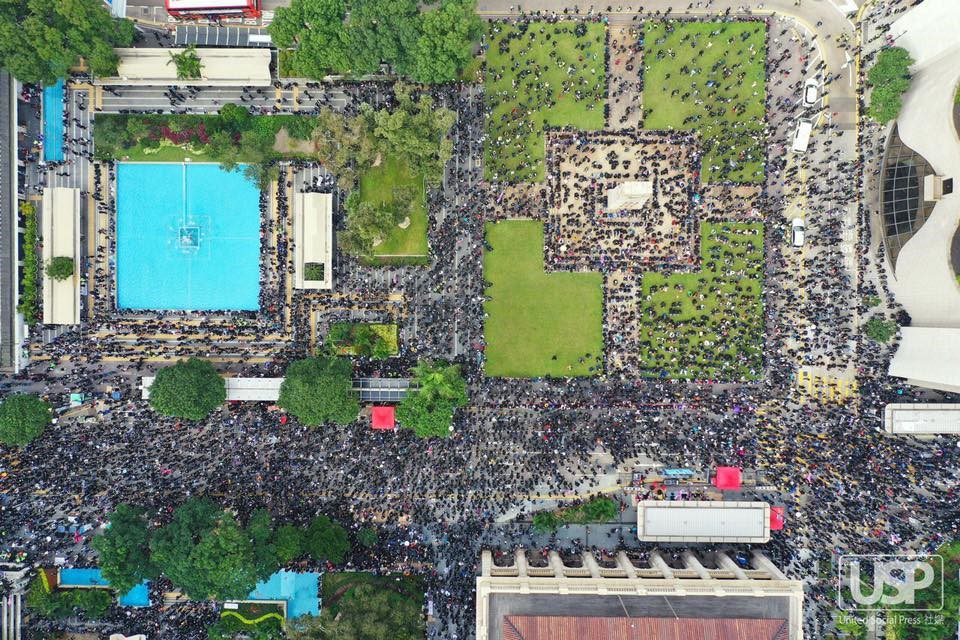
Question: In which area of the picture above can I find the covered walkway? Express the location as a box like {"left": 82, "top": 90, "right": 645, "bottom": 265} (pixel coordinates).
{"left": 140, "top": 376, "right": 411, "bottom": 402}
{"left": 41, "top": 187, "right": 81, "bottom": 325}
{"left": 98, "top": 48, "right": 272, "bottom": 86}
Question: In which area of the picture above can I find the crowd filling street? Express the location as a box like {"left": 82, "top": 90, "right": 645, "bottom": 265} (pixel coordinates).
{"left": 3, "top": 0, "right": 959, "bottom": 639}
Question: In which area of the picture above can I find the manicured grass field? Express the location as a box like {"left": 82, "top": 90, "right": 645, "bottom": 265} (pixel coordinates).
{"left": 637, "top": 222, "right": 764, "bottom": 380}
{"left": 359, "top": 155, "right": 429, "bottom": 259}
{"left": 484, "top": 22, "right": 607, "bottom": 183}
{"left": 484, "top": 220, "right": 603, "bottom": 377}
{"left": 642, "top": 21, "right": 767, "bottom": 183}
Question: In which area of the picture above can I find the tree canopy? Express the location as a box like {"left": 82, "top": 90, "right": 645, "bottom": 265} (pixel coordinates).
{"left": 361, "top": 83, "right": 455, "bottom": 187}
{"left": 92, "top": 504, "right": 156, "bottom": 595}
{"left": 867, "top": 47, "right": 914, "bottom": 124}
{"left": 45, "top": 256, "right": 75, "bottom": 281}
{"left": 278, "top": 356, "right": 359, "bottom": 426}
{"left": 149, "top": 357, "right": 226, "bottom": 420}
{"left": 269, "top": 0, "right": 480, "bottom": 83}
{"left": 396, "top": 360, "right": 467, "bottom": 438}
{"left": 0, "top": 393, "right": 52, "bottom": 447}
{"left": 288, "top": 584, "right": 424, "bottom": 640}
{"left": 150, "top": 498, "right": 261, "bottom": 601}
{"left": 410, "top": 0, "right": 483, "bottom": 83}
{"left": 168, "top": 44, "right": 203, "bottom": 80}
{"left": 864, "top": 315, "right": 898, "bottom": 343}
{"left": 0, "top": 0, "right": 135, "bottom": 84}
{"left": 303, "top": 515, "right": 350, "bottom": 564}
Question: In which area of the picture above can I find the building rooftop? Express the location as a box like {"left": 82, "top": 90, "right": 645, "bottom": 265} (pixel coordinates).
{"left": 503, "top": 615, "right": 788, "bottom": 640}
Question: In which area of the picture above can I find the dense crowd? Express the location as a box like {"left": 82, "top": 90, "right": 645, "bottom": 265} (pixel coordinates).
{"left": 3, "top": 2, "right": 959, "bottom": 640}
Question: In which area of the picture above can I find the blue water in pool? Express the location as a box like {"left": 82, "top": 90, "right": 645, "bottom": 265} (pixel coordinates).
{"left": 58, "top": 568, "right": 150, "bottom": 607}
{"left": 116, "top": 163, "right": 261, "bottom": 311}
{"left": 248, "top": 570, "right": 320, "bottom": 618}
{"left": 42, "top": 80, "right": 65, "bottom": 162}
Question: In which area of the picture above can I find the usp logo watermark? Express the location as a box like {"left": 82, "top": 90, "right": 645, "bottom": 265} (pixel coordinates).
{"left": 837, "top": 554, "right": 944, "bottom": 613}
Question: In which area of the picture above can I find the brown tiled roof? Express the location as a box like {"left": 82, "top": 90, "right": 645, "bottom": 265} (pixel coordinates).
{"left": 502, "top": 615, "right": 789, "bottom": 640}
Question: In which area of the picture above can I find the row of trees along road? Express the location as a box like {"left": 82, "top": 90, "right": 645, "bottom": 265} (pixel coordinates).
{"left": 0, "top": 0, "right": 135, "bottom": 84}
{"left": 270, "top": 0, "right": 482, "bottom": 83}
{"left": 146, "top": 356, "right": 468, "bottom": 438}
{"left": 93, "top": 500, "right": 354, "bottom": 600}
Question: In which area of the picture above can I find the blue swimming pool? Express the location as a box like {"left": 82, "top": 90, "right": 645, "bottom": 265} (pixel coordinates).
{"left": 59, "top": 568, "right": 109, "bottom": 587}
{"left": 248, "top": 570, "right": 320, "bottom": 619}
{"left": 116, "top": 163, "right": 261, "bottom": 311}
{"left": 59, "top": 568, "right": 150, "bottom": 607}
{"left": 42, "top": 80, "right": 65, "bottom": 162}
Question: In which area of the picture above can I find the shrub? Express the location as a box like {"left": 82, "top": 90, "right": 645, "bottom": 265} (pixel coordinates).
{"left": 864, "top": 315, "right": 898, "bottom": 343}
{"left": 17, "top": 202, "right": 39, "bottom": 324}
{"left": 304, "top": 262, "right": 325, "bottom": 281}
{"left": 866, "top": 47, "right": 914, "bottom": 124}
{"left": 46, "top": 256, "right": 75, "bottom": 280}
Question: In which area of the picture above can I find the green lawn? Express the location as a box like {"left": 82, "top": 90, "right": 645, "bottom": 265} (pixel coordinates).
{"left": 636, "top": 222, "right": 764, "bottom": 380}
{"left": 321, "top": 572, "right": 424, "bottom": 619}
{"left": 359, "top": 155, "right": 429, "bottom": 259}
{"left": 484, "top": 220, "right": 603, "bottom": 377}
{"left": 484, "top": 22, "right": 607, "bottom": 183}
{"left": 642, "top": 21, "right": 767, "bottom": 183}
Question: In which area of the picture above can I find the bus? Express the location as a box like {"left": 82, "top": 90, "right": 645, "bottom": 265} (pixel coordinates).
{"left": 791, "top": 118, "right": 813, "bottom": 153}
{"left": 165, "top": 0, "right": 261, "bottom": 19}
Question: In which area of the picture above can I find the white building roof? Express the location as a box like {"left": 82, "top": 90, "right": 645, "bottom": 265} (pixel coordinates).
{"left": 99, "top": 48, "right": 272, "bottom": 86}
{"left": 637, "top": 500, "right": 771, "bottom": 543}
{"left": 889, "top": 326, "right": 960, "bottom": 393}
{"left": 141, "top": 376, "right": 282, "bottom": 402}
{"left": 606, "top": 181, "right": 652, "bottom": 211}
{"left": 41, "top": 187, "right": 81, "bottom": 326}
{"left": 884, "top": 403, "right": 960, "bottom": 435}
{"left": 292, "top": 192, "right": 333, "bottom": 290}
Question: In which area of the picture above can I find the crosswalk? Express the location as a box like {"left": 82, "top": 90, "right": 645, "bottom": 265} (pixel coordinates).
{"left": 795, "top": 369, "right": 858, "bottom": 403}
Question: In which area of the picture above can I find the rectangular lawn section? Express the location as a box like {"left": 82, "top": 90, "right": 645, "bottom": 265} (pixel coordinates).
{"left": 484, "top": 220, "right": 603, "bottom": 377}
{"left": 637, "top": 222, "right": 764, "bottom": 380}
{"left": 484, "top": 21, "right": 607, "bottom": 183}
{"left": 359, "top": 155, "right": 429, "bottom": 261}
{"left": 642, "top": 21, "right": 767, "bottom": 183}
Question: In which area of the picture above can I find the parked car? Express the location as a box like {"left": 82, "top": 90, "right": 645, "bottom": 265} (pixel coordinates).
{"left": 791, "top": 218, "right": 805, "bottom": 247}
{"left": 803, "top": 78, "right": 819, "bottom": 107}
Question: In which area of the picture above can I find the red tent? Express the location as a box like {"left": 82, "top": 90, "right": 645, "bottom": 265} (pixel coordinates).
{"left": 770, "top": 506, "right": 785, "bottom": 531}
{"left": 371, "top": 406, "right": 395, "bottom": 431}
{"left": 713, "top": 466, "right": 742, "bottom": 490}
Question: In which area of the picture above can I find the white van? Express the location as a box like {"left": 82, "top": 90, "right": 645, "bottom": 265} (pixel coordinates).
{"left": 792, "top": 119, "right": 813, "bottom": 153}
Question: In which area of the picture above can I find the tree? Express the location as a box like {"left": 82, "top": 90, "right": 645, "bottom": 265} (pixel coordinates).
{"left": 278, "top": 357, "right": 359, "bottom": 426}
{"left": 269, "top": 0, "right": 358, "bottom": 78}
{"left": 304, "top": 515, "right": 350, "bottom": 565}
{"left": 396, "top": 360, "right": 467, "bottom": 438}
{"left": 247, "top": 508, "right": 279, "bottom": 581}
{"left": 150, "top": 497, "right": 221, "bottom": 595}
{"left": 149, "top": 357, "right": 226, "bottom": 420}
{"left": 866, "top": 47, "right": 914, "bottom": 124}
{"left": 187, "top": 513, "right": 259, "bottom": 600}
{"left": 349, "top": 0, "right": 421, "bottom": 76}
{"left": 361, "top": 83, "right": 455, "bottom": 186}
{"left": 396, "top": 393, "right": 457, "bottom": 438}
{"left": 168, "top": 44, "right": 203, "bottom": 80}
{"left": 357, "top": 527, "right": 379, "bottom": 548}
{"left": 72, "top": 588, "right": 112, "bottom": 619}
{"left": 0, "top": 393, "right": 51, "bottom": 446}
{"left": 93, "top": 504, "right": 156, "bottom": 596}
{"left": 288, "top": 585, "right": 424, "bottom": 640}
{"left": 864, "top": 315, "right": 898, "bottom": 343}
{"left": 152, "top": 501, "right": 258, "bottom": 601}
{"left": 410, "top": 360, "right": 467, "bottom": 405}
{"left": 274, "top": 525, "right": 304, "bottom": 564}
{"left": 0, "top": 0, "right": 135, "bottom": 84}
{"left": 45, "top": 256, "right": 74, "bottom": 281}
{"left": 410, "top": 0, "right": 482, "bottom": 83}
